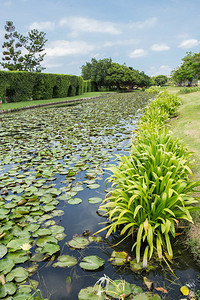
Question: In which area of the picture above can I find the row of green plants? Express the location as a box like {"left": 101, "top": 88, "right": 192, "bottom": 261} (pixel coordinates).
{"left": 178, "top": 86, "right": 200, "bottom": 94}
{"left": 0, "top": 70, "right": 93, "bottom": 102}
{"left": 97, "top": 90, "right": 200, "bottom": 266}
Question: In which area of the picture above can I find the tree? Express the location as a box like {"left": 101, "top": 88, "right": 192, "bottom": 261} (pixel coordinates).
{"left": 1, "top": 21, "right": 47, "bottom": 72}
{"left": 81, "top": 58, "right": 112, "bottom": 90}
{"left": 106, "top": 63, "right": 144, "bottom": 90}
{"left": 153, "top": 75, "right": 168, "bottom": 86}
{"left": 171, "top": 51, "right": 200, "bottom": 85}
{"left": 1, "top": 21, "right": 24, "bottom": 71}
{"left": 19, "top": 29, "right": 47, "bottom": 72}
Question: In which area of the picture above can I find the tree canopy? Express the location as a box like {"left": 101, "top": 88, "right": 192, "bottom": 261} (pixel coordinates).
{"left": 171, "top": 51, "right": 200, "bottom": 85}
{"left": 153, "top": 75, "right": 168, "bottom": 86}
{"left": 81, "top": 58, "right": 152, "bottom": 91}
{"left": 1, "top": 21, "right": 47, "bottom": 72}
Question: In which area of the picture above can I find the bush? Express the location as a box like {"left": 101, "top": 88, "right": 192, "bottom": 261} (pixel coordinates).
{"left": 97, "top": 91, "right": 199, "bottom": 266}
{"left": 0, "top": 71, "right": 91, "bottom": 103}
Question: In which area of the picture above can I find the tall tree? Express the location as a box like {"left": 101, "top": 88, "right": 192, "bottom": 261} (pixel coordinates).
{"left": 81, "top": 58, "right": 112, "bottom": 90}
{"left": 19, "top": 29, "right": 47, "bottom": 72}
{"left": 0, "top": 21, "right": 24, "bottom": 71}
{"left": 1, "top": 21, "right": 47, "bottom": 72}
{"left": 171, "top": 51, "right": 200, "bottom": 85}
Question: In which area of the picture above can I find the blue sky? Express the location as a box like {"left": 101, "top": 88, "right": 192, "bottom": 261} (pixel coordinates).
{"left": 0, "top": 0, "right": 200, "bottom": 76}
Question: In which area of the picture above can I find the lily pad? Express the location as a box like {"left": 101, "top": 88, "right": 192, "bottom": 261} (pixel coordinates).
{"left": 0, "top": 258, "right": 15, "bottom": 274}
{"left": 53, "top": 255, "right": 78, "bottom": 268}
{"left": 105, "top": 280, "right": 133, "bottom": 299}
{"left": 87, "top": 184, "right": 100, "bottom": 189}
{"left": 68, "top": 198, "right": 82, "bottom": 205}
{"left": 109, "top": 251, "right": 131, "bottom": 266}
{"left": 78, "top": 285, "right": 105, "bottom": 300}
{"left": 0, "top": 244, "right": 7, "bottom": 259}
{"left": 6, "top": 267, "right": 29, "bottom": 283}
{"left": 80, "top": 255, "right": 105, "bottom": 270}
{"left": 41, "top": 243, "right": 60, "bottom": 256}
{"left": 67, "top": 237, "right": 89, "bottom": 249}
{"left": 0, "top": 282, "right": 17, "bottom": 298}
{"left": 88, "top": 197, "right": 102, "bottom": 204}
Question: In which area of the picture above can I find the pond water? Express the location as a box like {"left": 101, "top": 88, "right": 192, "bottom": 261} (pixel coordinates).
{"left": 0, "top": 92, "right": 200, "bottom": 300}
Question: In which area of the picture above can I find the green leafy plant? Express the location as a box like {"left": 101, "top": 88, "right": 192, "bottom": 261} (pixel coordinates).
{"left": 96, "top": 91, "right": 200, "bottom": 266}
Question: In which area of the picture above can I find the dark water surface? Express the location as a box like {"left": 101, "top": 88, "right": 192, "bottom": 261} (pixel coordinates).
{"left": 0, "top": 93, "right": 200, "bottom": 300}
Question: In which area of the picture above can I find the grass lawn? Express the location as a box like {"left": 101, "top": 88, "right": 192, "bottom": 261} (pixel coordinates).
{"left": 167, "top": 86, "right": 200, "bottom": 262}
{"left": 168, "top": 87, "right": 200, "bottom": 179}
{"left": 0, "top": 92, "right": 110, "bottom": 111}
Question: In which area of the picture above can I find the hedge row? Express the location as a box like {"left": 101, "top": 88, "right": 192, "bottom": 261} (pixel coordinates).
{"left": 0, "top": 71, "right": 94, "bottom": 102}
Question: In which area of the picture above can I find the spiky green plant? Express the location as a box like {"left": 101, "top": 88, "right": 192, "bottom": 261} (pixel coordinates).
{"left": 96, "top": 91, "right": 199, "bottom": 266}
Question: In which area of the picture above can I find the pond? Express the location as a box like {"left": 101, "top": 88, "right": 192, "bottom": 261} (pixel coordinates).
{"left": 0, "top": 92, "right": 200, "bottom": 300}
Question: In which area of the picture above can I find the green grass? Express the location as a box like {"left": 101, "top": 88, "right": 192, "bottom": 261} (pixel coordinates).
{"left": 0, "top": 92, "right": 110, "bottom": 111}
{"left": 167, "top": 87, "right": 200, "bottom": 262}
{"left": 168, "top": 89, "right": 200, "bottom": 179}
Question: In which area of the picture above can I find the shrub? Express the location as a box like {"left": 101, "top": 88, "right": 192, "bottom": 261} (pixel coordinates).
{"left": 97, "top": 91, "right": 199, "bottom": 266}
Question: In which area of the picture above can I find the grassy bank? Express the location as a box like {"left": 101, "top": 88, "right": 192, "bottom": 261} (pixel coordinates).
{"left": 0, "top": 92, "right": 109, "bottom": 111}
{"left": 167, "top": 87, "right": 200, "bottom": 262}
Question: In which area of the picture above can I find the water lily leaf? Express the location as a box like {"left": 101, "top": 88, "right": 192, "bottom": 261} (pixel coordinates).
{"left": 68, "top": 198, "right": 82, "bottom": 205}
{"left": 41, "top": 243, "right": 60, "bottom": 256}
{"left": 6, "top": 267, "right": 29, "bottom": 283}
{"left": 49, "top": 225, "right": 64, "bottom": 236}
{"left": 0, "top": 244, "right": 7, "bottom": 258}
{"left": 67, "top": 237, "right": 89, "bottom": 249}
{"left": 71, "top": 185, "right": 84, "bottom": 192}
{"left": 79, "top": 255, "right": 105, "bottom": 270}
{"left": 87, "top": 184, "right": 100, "bottom": 189}
{"left": 0, "top": 282, "right": 17, "bottom": 297}
{"left": 88, "top": 197, "right": 102, "bottom": 204}
{"left": 36, "top": 236, "right": 58, "bottom": 247}
{"left": 109, "top": 251, "right": 131, "bottom": 266}
{"left": 7, "top": 238, "right": 32, "bottom": 252}
{"left": 58, "top": 193, "right": 71, "bottom": 201}
{"left": 34, "top": 228, "right": 52, "bottom": 237}
{"left": 105, "top": 280, "right": 133, "bottom": 299}
{"left": 130, "top": 259, "right": 144, "bottom": 272}
{"left": 53, "top": 255, "right": 77, "bottom": 268}
{"left": 0, "top": 258, "right": 15, "bottom": 274}
{"left": 78, "top": 285, "right": 105, "bottom": 300}
{"left": 7, "top": 251, "right": 30, "bottom": 264}
{"left": 180, "top": 285, "right": 189, "bottom": 296}
{"left": 30, "top": 253, "right": 49, "bottom": 262}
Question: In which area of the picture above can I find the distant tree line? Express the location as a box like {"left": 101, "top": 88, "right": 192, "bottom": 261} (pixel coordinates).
{"left": 81, "top": 58, "right": 156, "bottom": 91}
{"left": 171, "top": 51, "right": 200, "bottom": 86}
{"left": 0, "top": 21, "right": 47, "bottom": 72}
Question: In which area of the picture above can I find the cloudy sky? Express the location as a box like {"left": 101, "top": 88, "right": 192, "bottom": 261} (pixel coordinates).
{"left": 0, "top": 0, "right": 200, "bottom": 76}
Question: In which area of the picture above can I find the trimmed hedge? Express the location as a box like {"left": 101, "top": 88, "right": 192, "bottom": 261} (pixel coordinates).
{"left": 0, "top": 71, "right": 92, "bottom": 103}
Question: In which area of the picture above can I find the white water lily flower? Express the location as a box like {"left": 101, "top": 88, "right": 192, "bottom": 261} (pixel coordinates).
{"left": 21, "top": 243, "right": 31, "bottom": 251}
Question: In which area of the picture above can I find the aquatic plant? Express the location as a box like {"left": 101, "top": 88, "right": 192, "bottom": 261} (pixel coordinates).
{"left": 97, "top": 91, "right": 200, "bottom": 266}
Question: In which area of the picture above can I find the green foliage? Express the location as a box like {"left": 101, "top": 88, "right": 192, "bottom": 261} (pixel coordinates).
{"left": 178, "top": 86, "right": 200, "bottom": 94}
{"left": 0, "top": 70, "right": 90, "bottom": 102}
{"left": 106, "top": 63, "right": 151, "bottom": 90}
{"left": 97, "top": 91, "right": 200, "bottom": 265}
{"left": 81, "top": 58, "right": 152, "bottom": 91}
{"left": 1, "top": 21, "right": 48, "bottom": 72}
{"left": 0, "top": 21, "right": 24, "bottom": 71}
{"left": 153, "top": 75, "right": 168, "bottom": 86}
{"left": 81, "top": 58, "right": 112, "bottom": 90}
{"left": 171, "top": 51, "right": 200, "bottom": 85}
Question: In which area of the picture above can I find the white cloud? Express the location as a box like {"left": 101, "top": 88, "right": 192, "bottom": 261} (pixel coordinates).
{"left": 29, "top": 21, "right": 56, "bottom": 31}
{"left": 129, "top": 48, "right": 147, "bottom": 58}
{"left": 178, "top": 39, "right": 199, "bottom": 49}
{"left": 46, "top": 40, "right": 96, "bottom": 57}
{"left": 59, "top": 17, "right": 121, "bottom": 35}
{"left": 150, "top": 43, "right": 170, "bottom": 51}
{"left": 148, "top": 65, "right": 172, "bottom": 76}
{"left": 129, "top": 17, "right": 157, "bottom": 30}
{"left": 102, "top": 39, "right": 138, "bottom": 48}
